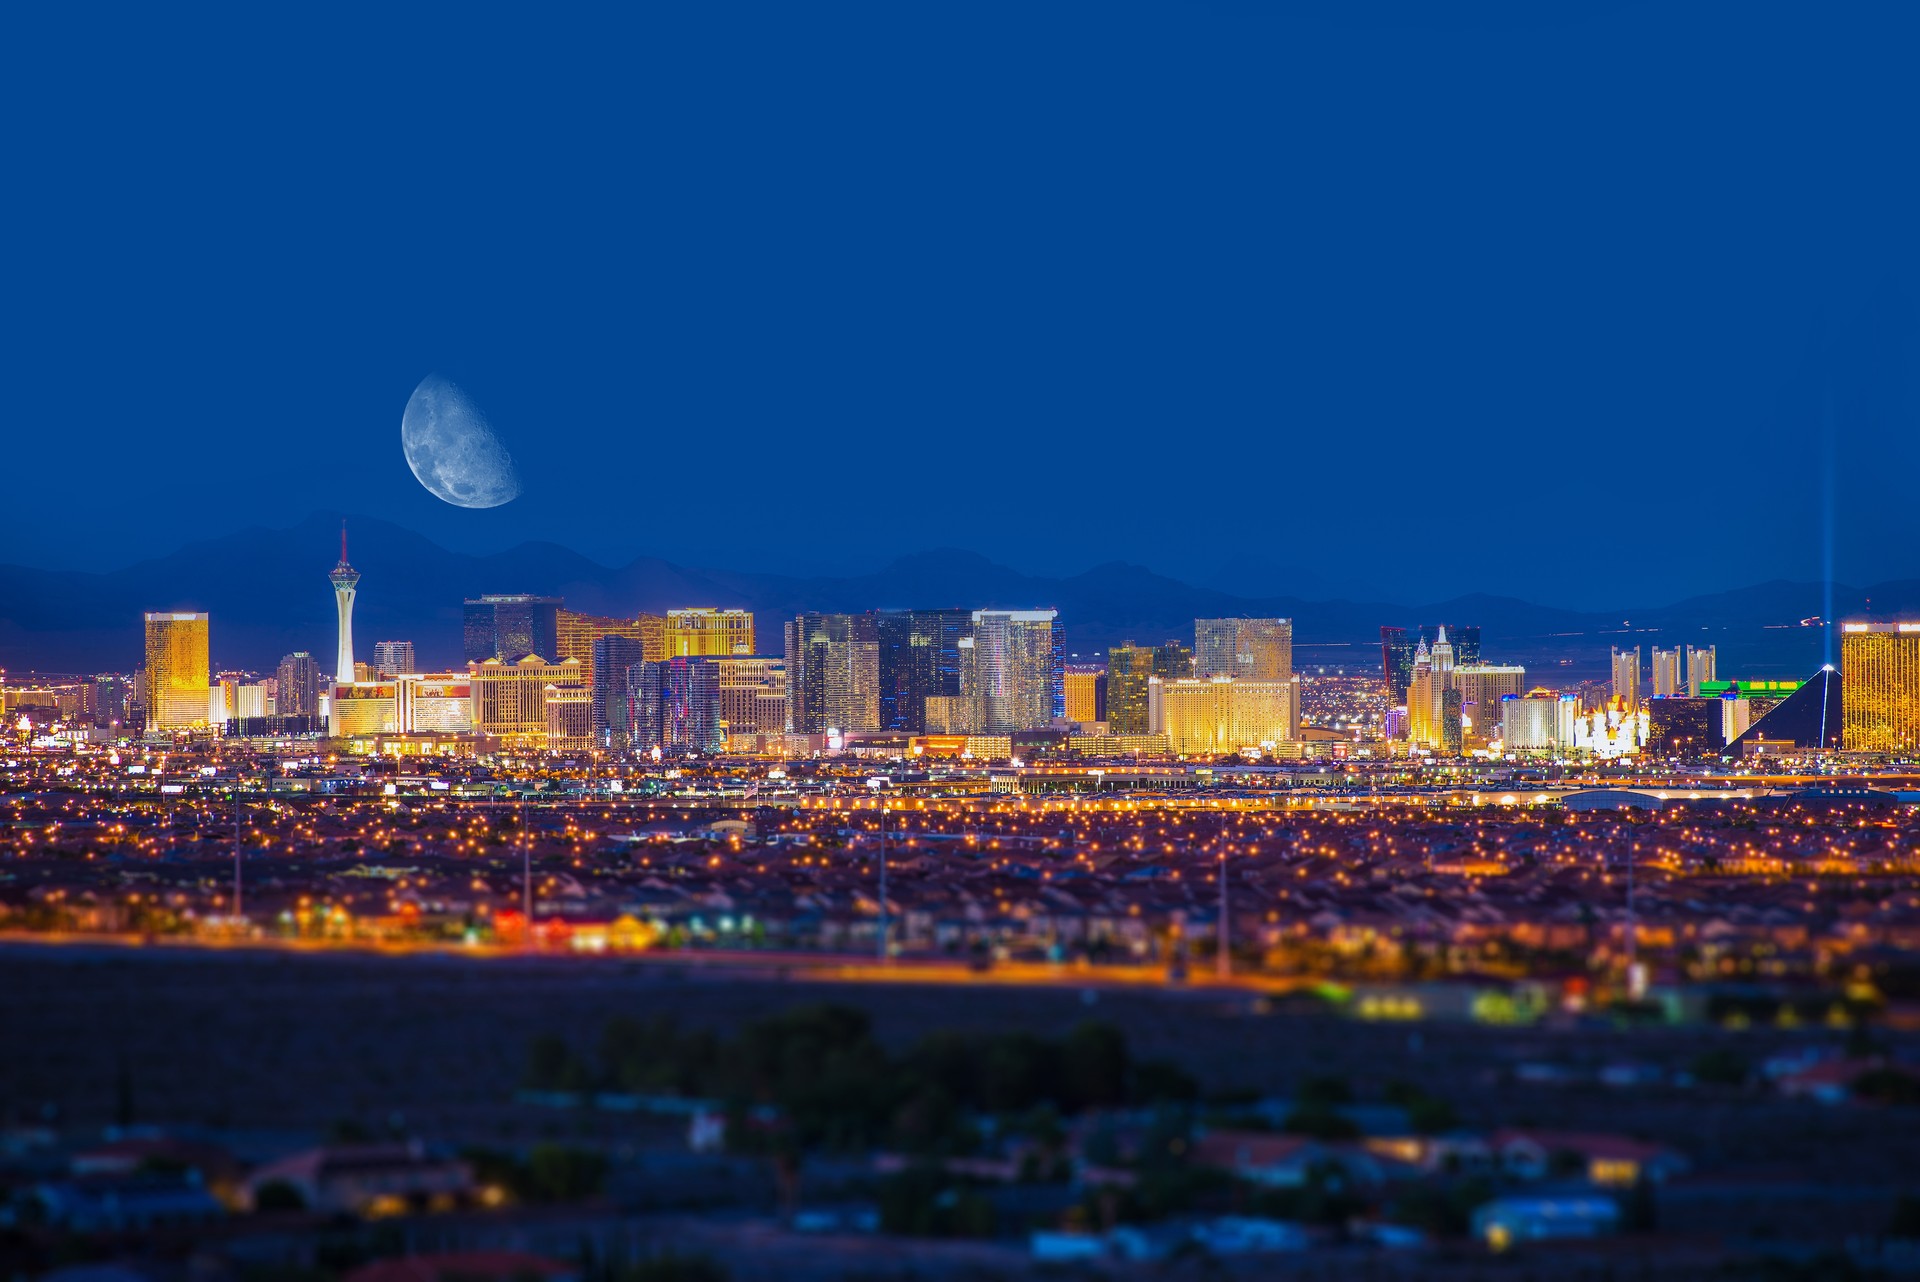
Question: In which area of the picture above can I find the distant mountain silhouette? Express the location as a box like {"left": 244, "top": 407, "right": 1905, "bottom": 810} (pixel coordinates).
{"left": 0, "top": 511, "right": 1903, "bottom": 679}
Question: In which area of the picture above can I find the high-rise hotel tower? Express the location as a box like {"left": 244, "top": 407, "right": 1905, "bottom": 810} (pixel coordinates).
{"left": 144, "top": 611, "right": 210, "bottom": 731}
{"left": 1842, "top": 622, "right": 1920, "bottom": 753}
{"left": 1194, "top": 618, "right": 1293, "bottom": 681}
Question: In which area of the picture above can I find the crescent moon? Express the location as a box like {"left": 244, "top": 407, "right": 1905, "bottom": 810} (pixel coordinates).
{"left": 400, "top": 374, "right": 522, "bottom": 509}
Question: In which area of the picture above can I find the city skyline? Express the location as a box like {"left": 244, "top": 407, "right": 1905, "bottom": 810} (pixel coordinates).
{"left": 3, "top": 525, "right": 1863, "bottom": 760}
{"left": 0, "top": 508, "right": 1897, "bottom": 680}
{"left": 8, "top": 7, "right": 1920, "bottom": 1276}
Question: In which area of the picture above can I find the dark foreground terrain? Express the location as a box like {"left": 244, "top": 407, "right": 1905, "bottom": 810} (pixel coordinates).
{"left": 4, "top": 943, "right": 1919, "bottom": 1280}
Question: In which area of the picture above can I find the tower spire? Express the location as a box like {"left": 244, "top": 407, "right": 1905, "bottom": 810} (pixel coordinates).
{"left": 329, "top": 525, "right": 361, "bottom": 684}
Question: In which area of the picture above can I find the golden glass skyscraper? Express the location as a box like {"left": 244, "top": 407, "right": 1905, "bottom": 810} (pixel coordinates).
{"left": 666, "top": 608, "right": 754, "bottom": 656}
{"left": 557, "top": 610, "right": 666, "bottom": 683}
{"left": 144, "top": 611, "right": 210, "bottom": 731}
{"left": 1063, "top": 665, "right": 1106, "bottom": 725}
{"left": 1841, "top": 623, "right": 1920, "bottom": 753}
{"left": 1147, "top": 675, "right": 1295, "bottom": 756}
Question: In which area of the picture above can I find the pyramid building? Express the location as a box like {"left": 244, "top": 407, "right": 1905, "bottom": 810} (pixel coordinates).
{"left": 1723, "top": 666, "right": 1842, "bottom": 754}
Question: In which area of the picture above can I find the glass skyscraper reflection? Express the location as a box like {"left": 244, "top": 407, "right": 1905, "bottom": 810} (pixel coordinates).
{"left": 464, "top": 595, "right": 562, "bottom": 664}
{"left": 877, "top": 608, "right": 972, "bottom": 732}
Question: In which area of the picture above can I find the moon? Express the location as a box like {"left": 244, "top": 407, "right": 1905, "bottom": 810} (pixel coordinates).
{"left": 400, "top": 374, "right": 522, "bottom": 509}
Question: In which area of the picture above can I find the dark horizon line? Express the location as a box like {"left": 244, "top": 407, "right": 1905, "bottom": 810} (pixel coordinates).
{"left": 0, "top": 507, "right": 1901, "bottom": 622}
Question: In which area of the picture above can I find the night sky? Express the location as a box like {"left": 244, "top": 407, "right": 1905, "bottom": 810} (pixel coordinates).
{"left": 4, "top": 3, "right": 1918, "bottom": 609}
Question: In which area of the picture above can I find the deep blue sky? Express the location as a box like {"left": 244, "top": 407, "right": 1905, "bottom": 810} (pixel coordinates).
{"left": 4, "top": 3, "right": 1918, "bottom": 609}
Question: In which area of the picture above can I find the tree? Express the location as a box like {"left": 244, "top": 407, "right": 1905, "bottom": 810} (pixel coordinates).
{"left": 1134, "top": 1058, "right": 1200, "bottom": 1105}
{"left": 524, "top": 1033, "right": 592, "bottom": 1093}
{"left": 1853, "top": 1067, "right": 1920, "bottom": 1106}
{"left": 523, "top": 1144, "right": 608, "bottom": 1203}
{"left": 1296, "top": 1075, "right": 1353, "bottom": 1108}
{"left": 612, "top": 1254, "right": 728, "bottom": 1282}
{"left": 1060, "top": 1022, "right": 1130, "bottom": 1111}
{"left": 1384, "top": 1081, "right": 1458, "bottom": 1134}
{"left": 1281, "top": 1107, "right": 1360, "bottom": 1140}
{"left": 1619, "top": 1176, "right": 1657, "bottom": 1233}
{"left": 1688, "top": 1047, "right": 1748, "bottom": 1087}
{"left": 253, "top": 1179, "right": 307, "bottom": 1212}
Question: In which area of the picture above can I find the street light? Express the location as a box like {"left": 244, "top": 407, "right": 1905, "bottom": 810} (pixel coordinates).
{"left": 870, "top": 777, "right": 890, "bottom": 964}
{"left": 1217, "top": 844, "right": 1230, "bottom": 981}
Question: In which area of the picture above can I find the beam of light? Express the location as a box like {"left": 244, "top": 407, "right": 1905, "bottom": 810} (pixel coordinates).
{"left": 1821, "top": 391, "right": 1836, "bottom": 670}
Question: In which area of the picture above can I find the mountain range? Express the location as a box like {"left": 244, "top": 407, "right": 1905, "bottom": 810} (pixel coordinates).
{"left": 0, "top": 511, "right": 1901, "bottom": 680}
